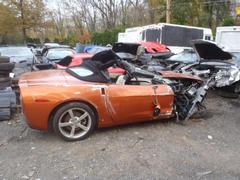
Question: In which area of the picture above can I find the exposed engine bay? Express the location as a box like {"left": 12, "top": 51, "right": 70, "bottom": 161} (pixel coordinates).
{"left": 117, "top": 60, "right": 212, "bottom": 122}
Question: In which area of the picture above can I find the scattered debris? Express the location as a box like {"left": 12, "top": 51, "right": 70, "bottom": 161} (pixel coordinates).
{"left": 28, "top": 171, "right": 35, "bottom": 177}
{"left": 131, "top": 136, "right": 145, "bottom": 148}
{"left": 208, "top": 135, "right": 213, "bottom": 140}
{"left": 21, "top": 175, "right": 29, "bottom": 179}
{"left": 196, "top": 170, "right": 213, "bottom": 177}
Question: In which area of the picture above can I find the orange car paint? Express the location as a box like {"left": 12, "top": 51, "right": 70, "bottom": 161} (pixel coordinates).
{"left": 19, "top": 70, "right": 175, "bottom": 130}
{"left": 160, "top": 71, "right": 202, "bottom": 82}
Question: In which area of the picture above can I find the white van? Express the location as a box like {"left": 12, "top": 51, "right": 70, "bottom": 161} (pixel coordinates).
{"left": 216, "top": 26, "right": 240, "bottom": 52}
{"left": 118, "top": 23, "right": 213, "bottom": 53}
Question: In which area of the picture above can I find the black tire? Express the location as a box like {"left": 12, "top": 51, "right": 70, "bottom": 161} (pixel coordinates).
{"left": 0, "top": 71, "right": 9, "bottom": 75}
{"left": 0, "top": 63, "right": 15, "bottom": 72}
{"left": 0, "top": 74, "right": 9, "bottom": 78}
{"left": 53, "top": 102, "right": 97, "bottom": 141}
{"left": 0, "top": 77, "right": 11, "bottom": 82}
{"left": 0, "top": 56, "right": 10, "bottom": 63}
{"left": 0, "top": 81, "right": 11, "bottom": 89}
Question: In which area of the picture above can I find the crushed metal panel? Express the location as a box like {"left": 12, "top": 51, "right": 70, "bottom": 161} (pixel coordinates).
{"left": 215, "top": 66, "right": 240, "bottom": 87}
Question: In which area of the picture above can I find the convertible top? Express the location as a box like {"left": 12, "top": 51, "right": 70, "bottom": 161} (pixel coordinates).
{"left": 67, "top": 50, "right": 120, "bottom": 83}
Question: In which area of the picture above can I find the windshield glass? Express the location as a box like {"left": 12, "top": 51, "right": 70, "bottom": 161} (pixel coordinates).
{"left": 69, "top": 67, "right": 94, "bottom": 77}
{"left": 232, "top": 52, "right": 240, "bottom": 66}
{"left": 87, "top": 47, "right": 111, "bottom": 54}
{"left": 167, "top": 52, "right": 197, "bottom": 63}
{"left": 47, "top": 49, "right": 75, "bottom": 60}
{"left": 0, "top": 47, "right": 33, "bottom": 57}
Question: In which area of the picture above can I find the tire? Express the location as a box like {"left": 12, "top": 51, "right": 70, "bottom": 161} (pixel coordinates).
{"left": 0, "top": 71, "right": 9, "bottom": 75}
{"left": 0, "top": 63, "right": 15, "bottom": 72}
{"left": 0, "top": 77, "right": 11, "bottom": 82}
{"left": 53, "top": 102, "right": 97, "bottom": 141}
{"left": 0, "top": 56, "right": 10, "bottom": 63}
{"left": 0, "top": 74, "right": 9, "bottom": 78}
{"left": 0, "top": 81, "right": 11, "bottom": 89}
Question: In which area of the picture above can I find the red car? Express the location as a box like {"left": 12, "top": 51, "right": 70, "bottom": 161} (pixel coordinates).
{"left": 57, "top": 53, "right": 126, "bottom": 75}
{"left": 139, "top": 41, "right": 170, "bottom": 53}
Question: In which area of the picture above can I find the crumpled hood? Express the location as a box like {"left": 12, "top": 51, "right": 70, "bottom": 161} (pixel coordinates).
{"left": 193, "top": 40, "right": 233, "bottom": 60}
{"left": 160, "top": 71, "right": 202, "bottom": 82}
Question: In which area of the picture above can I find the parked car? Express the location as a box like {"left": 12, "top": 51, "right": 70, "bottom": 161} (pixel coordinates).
{"left": 19, "top": 50, "right": 211, "bottom": 141}
{"left": 41, "top": 47, "right": 76, "bottom": 64}
{"left": 86, "top": 46, "right": 111, "bottom": 54}
{"left": 0, "top": 46, "right": 36, "bottom": 65}
{"left": 33, "top": 52, "right": 125, "bottom": 76}
{"left": 43, "top": 43, "right": 60, "bottom": 48}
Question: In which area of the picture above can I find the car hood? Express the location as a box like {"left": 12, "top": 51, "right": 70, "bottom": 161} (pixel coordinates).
{"left": 160, "top": 71, "right": 202, "bottom": 82}
{"left": 193, "top": 40, "right": 233, "bottom": 60}
{"left": 19, "top": 70, "right": 67, "bottom": 86}
{"left": 112, "top": 43, "right": 140, "bottom": 55}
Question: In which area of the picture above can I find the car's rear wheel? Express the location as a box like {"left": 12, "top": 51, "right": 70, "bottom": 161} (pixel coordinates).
{"left": 53, "top": 102, "right": 97, "bottom": 141}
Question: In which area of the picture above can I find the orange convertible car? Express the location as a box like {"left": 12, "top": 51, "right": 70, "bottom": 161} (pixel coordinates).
{"left": 19, "top": 50, "right": 210, "bottom": 141}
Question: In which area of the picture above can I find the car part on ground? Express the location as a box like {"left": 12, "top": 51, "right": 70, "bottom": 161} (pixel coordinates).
{"left": 0, "top": 56, "right": 17, "bottom": 121}
{"left": 19, "top": 50, "right": 211, "bottom": 141}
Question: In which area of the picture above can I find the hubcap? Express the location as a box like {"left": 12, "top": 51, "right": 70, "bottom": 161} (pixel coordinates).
{"left": 58, "top": 108, "right": 91, "bottom": 139}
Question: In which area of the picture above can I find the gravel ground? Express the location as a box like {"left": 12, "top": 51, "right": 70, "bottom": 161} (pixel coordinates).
{"left": 0, "top": 92, "right": 240, "bottom": 180}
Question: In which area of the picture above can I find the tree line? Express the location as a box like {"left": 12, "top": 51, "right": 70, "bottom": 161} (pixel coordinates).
{"left": 0, "top": 0, "right": 237, "bottom": 46}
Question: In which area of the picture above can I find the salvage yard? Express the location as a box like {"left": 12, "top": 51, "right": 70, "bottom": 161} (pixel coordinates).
{"left": 0, "top": 92, "right": 240, "bottom": 180}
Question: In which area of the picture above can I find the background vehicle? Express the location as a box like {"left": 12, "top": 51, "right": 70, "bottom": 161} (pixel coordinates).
{"left": 216, "top": 26, "right": 240, "bottom": 66}
{"left": 42, "top": 47, "right": 76, "bottom": 64}
{"left": 118, "top": 23, "right": 213, "bottom": 53}
{"left": 0, "top": 46, "right": 36, "bottom": 65}
{"left": 86, "top": 46, "right": 111, "bottom": 54}
{"left": 43, "top": 43, "right": 60, "bottom": 48}
{"left": 216, "top": 26, "right": 240, "bottom": 52}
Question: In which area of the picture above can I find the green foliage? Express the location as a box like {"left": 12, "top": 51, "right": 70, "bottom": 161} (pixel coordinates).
{"left": 222, "top": 17, "right": 235, "bottom": 26}
{"left": 44, "top": 38, "right": 50, "bottom": 43}
{"left": 26, "top": 37, "right": 40, "bottom": 44}
{"left": 92, "top": 28, "right": 123, "bottom": 45}
{"left": 171, "top": 0, "right": 232, "bottom": 30}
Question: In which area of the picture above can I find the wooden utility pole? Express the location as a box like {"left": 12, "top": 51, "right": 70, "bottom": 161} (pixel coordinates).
{"left": 166, "top": 0, "right": 171, "bottom": 23}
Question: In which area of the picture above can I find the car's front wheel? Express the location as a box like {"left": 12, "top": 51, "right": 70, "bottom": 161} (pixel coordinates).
{"left": 53, "top": 102, "right": 97, "bottom": 141}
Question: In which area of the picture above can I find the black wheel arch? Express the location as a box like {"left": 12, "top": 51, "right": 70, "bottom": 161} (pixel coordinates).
{"left": 48, "top": 100, "right": 99, "bottom": 131}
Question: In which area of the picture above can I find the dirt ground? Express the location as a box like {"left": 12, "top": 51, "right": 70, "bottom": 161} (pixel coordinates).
{"left": 0, "top": 92, "right": 240, "bottom": 180}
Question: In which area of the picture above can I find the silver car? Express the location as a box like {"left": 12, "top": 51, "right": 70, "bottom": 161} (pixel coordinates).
{"left": 0, "top": 46, "right": 36, "bottom": 65}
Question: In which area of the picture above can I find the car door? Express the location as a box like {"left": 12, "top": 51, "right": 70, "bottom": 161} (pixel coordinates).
{"left": 105, "top": 84, "right": 174, "bottom": 125}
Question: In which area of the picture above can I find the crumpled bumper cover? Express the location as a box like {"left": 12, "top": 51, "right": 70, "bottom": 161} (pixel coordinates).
{"left": 215, "top": 66, "right": 240, "bottom": 87}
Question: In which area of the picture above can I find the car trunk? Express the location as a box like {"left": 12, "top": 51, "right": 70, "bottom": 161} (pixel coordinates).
{"left": 19, "top": 70, "right": 67, "bottom": 87}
